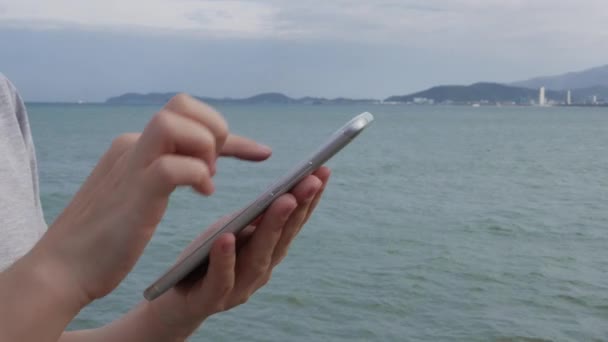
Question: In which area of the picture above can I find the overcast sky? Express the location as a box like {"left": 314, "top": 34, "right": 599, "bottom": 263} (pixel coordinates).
{"left": 1, "top": 0, "right": 606, "bottom": 101}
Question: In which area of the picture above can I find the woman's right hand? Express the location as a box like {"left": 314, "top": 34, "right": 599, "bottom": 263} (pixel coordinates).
{"left": 32, "top": 94, "right": 272, "bottom": 305}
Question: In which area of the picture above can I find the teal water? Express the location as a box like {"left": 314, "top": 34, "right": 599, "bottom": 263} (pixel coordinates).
{"left": 27, "top": 104, "right": 608, "bottom": 341}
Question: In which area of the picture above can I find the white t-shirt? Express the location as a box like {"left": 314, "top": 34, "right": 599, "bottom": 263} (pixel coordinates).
{"left": 0, "top": 74, "right": 47, "bottom": 271}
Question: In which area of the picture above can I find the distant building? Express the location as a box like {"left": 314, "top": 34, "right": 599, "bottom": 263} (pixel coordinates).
{"left": 412, "top": 97, "right": 434, "bottom": 105}
{"left": 539, "top": 86, "right": 546, "bottom": 106}
{"left": 592, "top": 95, "right": 598, "bottom": 104}
{"left": 566, "top": 90, "right": 572, "bottom": 105}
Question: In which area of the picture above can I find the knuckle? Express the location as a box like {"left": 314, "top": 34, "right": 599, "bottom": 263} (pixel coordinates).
{"left": 153, "top": 157, "right": 175, "bottom": 184}
{"left": 111, "top": 133, "right": 138, "bottom": 151}
{"left": 112, "top": 133, "right": 139, "bottom": 146}
{"left": 169, "top": 92, "right": 192, "bottom": 107}
{"left": 237, "top": 294, "right": 250, "bottom": 306}
{"left": 200, "top": 129, "right": 216, "bottom": 152}
{"left": 219, "top": 283, "right": 233, "bottom": 298}
{"left": 216, "top": 118, "right": 229, "bottom": 141}
{"left": 199, "top": 163, "right": 210, "bottom": 178}
{"left": 274, "top": 251, "right": 287, "bottom": 266}
{"left": 151, "top": 110, "right": 173, "bottom": 135}
{"left": 261, "top": 272, "right": 272, "bottom": 286}
{"left": 251, "top": 258, "right": 270, "bottom": 276}
{"left": 212, "top": 302, "right": 226, "bottom": 313}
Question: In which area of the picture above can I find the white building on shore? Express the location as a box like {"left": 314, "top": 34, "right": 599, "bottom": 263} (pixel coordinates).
{"left": 539, "top": 86, "right": 547, "bottom": 106}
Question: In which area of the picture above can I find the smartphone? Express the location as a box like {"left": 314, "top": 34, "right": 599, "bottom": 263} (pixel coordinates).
{"left": 143, "top": 112, "right": 375, "bottom": 301}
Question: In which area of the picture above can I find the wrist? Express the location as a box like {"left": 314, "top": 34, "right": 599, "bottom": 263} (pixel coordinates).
{"left": 140, "top": 295, "right": 208, "bottom": 342}
{"left": 29, "top": 232, "right": 95, "bottom": 311}
{"left": 25, "top": 240, "right": 92, "bottom": 312}
{"left": 0, "top": 243, "right": 89, "bottom": 341}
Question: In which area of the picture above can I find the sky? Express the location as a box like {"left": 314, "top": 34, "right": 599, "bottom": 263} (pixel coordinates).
{"left": 0, "top": 0, "right": 607, "bottom": 102}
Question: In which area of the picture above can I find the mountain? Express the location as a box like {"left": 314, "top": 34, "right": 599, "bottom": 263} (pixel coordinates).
{"left": 107, "top": 64, "right": 608, "bottom": 106}
{"left": 571, "top": 85, "right": 608, "bottom": 100}
{"left": 105, "top": 92, "right": 179, "bottom": 105}
{"left": 106, "top": 92, "right": 379, "bottom": 105}
{"left": 242, "top": 92, "right": 294, "bottom": 104}
{"left": 511, "top": 64, "right": 608, "bottom": 90}
{"left": 384, "top": 82, "right": 562, "bottom": 104}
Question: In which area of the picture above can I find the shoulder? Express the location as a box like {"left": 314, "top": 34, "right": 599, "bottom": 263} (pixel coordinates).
{"left": 0, "top": 74, "right": 31, "bottom": 140}
{"left": 0, "top": 72, "right": 13, "bottom": 92}
{"left": 0, "top": 73, "right": 28, "bottom": 118}
{"left": 0, "top": 73, "right": 19, "bottom": 112}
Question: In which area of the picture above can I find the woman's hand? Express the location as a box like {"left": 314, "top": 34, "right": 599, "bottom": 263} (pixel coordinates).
{"left": 144, "top": 167, "right": 331, "bottom": 340}
{"left": 33, "top": 94, "right": 272, "bottom": 305}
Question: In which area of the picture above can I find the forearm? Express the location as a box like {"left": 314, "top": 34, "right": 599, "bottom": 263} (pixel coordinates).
{"left": 0, "top": 248, "right": 87, "bottom": 342}
{"left": 59, "top": 301, "right": 199, "bottom": 342}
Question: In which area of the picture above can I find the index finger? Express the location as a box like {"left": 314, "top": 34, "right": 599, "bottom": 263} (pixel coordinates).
{"left": 221, "top": 134, "right": 272, "bottom": 161}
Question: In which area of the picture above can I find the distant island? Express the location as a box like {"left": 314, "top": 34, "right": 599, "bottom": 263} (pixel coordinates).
{"left": 384, "top": 82, "right": 608, "bottom": 106}
{"left": 106, "top": 92, "right": 380, "bottom": 105}
{"left": 511, "top": 64, "right": 608, "bottom": 90}
{"left": 107, "top": 64, "right": 608, "bottom": 107}
{"left": 384, "top": 65, "right": 608, "bottom": 106}
{"left": 384, "top": 82, "right": 554, "bottom": 105}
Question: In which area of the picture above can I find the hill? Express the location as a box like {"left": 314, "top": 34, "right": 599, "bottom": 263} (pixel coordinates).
{"left": 561, "top": 85, "right": 608, "bottom": 102}
{"left": 384, "top": 83, "right": 562, "bottom": 104}
{"left": 106, "top": 92, "right": 379, "bottom": 105}
{"left": 511, "top": 64, "right": 608, "bottom": 90}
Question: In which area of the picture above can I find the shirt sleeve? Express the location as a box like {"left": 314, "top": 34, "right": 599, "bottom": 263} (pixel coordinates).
{"left": 4, "top": 77, "right": 45, "bottom": 215}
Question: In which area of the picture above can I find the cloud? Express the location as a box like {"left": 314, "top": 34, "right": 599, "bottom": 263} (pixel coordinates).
{"left": 2, "top": 0, "right": 607, "bottom": 102}
{"left": 0, "top": 0, "right": 280, "bottom": 38}
{"left": 0, "top": 0, "right": 606, "bottom": 45}
{"left": 265, "top": 0, "right": 608, "bottom": 46}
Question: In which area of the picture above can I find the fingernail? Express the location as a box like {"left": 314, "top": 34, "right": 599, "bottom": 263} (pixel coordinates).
{"left": 204, "top": 181, "right": 215, "bottom": 196}
{"left": 259, "top": 144, "right": 272, "bottom": 154}
{"left": 210, "top": 161, "right": 216, "bottom": 176}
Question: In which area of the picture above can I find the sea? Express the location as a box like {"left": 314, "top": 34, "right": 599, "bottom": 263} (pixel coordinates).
{"left": 26, "top": 103, "right": 608, "bottom": 341}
